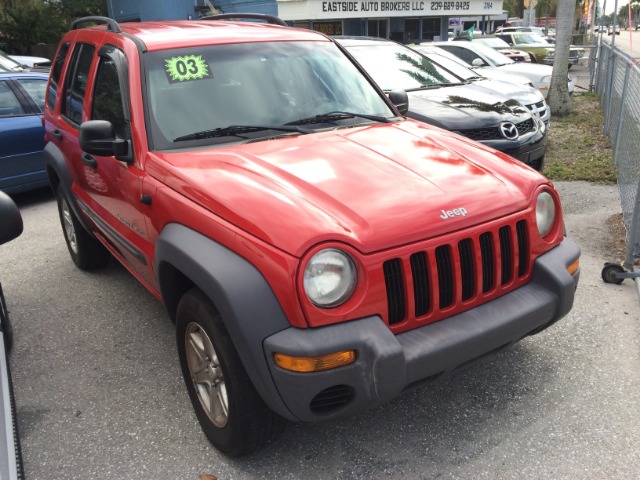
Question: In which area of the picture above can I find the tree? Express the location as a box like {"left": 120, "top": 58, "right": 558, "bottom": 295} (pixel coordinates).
{"left": 547, "top": 0, "right": 576, "bottom": 114}
{"left": 0, "top": 0, "right": 106, "bottom": 54}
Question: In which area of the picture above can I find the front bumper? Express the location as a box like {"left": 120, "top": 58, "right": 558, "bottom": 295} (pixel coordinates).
{"left": 263, "top": 238, "right": 580, "bottom": 422}
{"left": 485, "top": 120, "right": 548, "bottom": 171}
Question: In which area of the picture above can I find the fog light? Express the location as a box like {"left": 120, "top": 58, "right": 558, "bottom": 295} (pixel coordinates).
{"left": 274, "top": 351, "right": 356, "bottom": 372}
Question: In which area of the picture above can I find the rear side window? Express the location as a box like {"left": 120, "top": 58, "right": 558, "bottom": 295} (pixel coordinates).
{"left": 17, "top": 78, "right": 47, "bottom": 112}
{"left": 0, "top": 82, "right": 25, "bottom": 117}
{"left": 61, "top": 43, "right": 95, "bottom": 125}
{"left": 46, "top": 42, "right": 70, "bottom": 111}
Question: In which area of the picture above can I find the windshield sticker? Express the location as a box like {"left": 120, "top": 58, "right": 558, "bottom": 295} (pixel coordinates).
{"left": 164, "top": 55, "right": 212, "bottom": 83}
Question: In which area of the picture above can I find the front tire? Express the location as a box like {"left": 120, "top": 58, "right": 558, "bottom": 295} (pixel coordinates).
{"left": 176, "top": 288, "right": 286, "bottom": 456}
{"left": 56, "top": 185, "right": 110, "bottom": 270}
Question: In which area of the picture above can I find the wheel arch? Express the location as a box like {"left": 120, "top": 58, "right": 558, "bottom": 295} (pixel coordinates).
{"left": 44, "top": 142, "right": 93, "bottom": 232}
{"left": 155, "top": 223, "right": 297, "bottom": 421}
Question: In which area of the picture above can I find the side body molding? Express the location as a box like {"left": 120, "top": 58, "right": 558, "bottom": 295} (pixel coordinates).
{"left": 154, "top": 223, "right": 296, "bottom": 420}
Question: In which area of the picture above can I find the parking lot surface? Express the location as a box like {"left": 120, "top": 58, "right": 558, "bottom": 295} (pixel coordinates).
{"left": 1, "top": 179, "right": 638, "bottom": 479}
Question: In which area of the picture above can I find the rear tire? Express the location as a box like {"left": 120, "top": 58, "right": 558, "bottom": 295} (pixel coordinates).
{"left": 176, "top": 288, "right": 286, "bottom": 456}
{"left": 56, "top": 185, "right": 110, "bottom": 270}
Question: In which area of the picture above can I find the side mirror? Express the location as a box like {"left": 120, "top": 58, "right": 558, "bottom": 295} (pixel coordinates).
{"left": 79, "top": 120, "right": 129, "bottom": 159}
{"left": 388, "top": 90, "right": 409, "bottom": 116}
{"left": 0, "top": 191, "right": 23, "bottom": 246}
{"left": 471, "top": 58, "right": 484, "bottom": 67}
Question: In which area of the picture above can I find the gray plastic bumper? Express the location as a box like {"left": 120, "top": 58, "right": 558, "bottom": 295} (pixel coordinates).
{"left": 263, "top": 238, "right": 580, "bottom": 422}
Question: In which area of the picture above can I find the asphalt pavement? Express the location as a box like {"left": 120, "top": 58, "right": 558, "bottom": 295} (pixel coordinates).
{"left": 0, "top": 176, "right": 638, "bottom": 480}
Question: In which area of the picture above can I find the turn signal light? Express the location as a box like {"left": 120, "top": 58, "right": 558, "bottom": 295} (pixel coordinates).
{"left": 274, "top": 350, "right": 356, "bottom": 372}
{"left": 567, "top": 259, "right": 580, "bottom": 275}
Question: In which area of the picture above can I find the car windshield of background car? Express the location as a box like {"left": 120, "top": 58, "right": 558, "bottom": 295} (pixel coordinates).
{"left": 512, "top": 33, "right": 546, "bottom": 45}
{"left": 344, "top": 44, "right": 462, "bottom": 92}
{"left": 474, "top": 37, "right": 513, "bottom": 50}
{"left": 419, "top": 52, "right": 478, "bottom": 81}
{"left": 465, "top": 42, "right": 515, "bottom": 67}
{"left": 145, "top": 41, "right": 395, "bottom": 150}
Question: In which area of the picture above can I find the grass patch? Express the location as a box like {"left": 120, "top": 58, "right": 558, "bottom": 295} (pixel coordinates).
{"left": 543, "top": 93, "right": 617, "bottom": 184}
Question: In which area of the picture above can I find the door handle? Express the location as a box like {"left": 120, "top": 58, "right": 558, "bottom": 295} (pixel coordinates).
{"left": 51, "top": 129, "right": 63, "bottom": 141}
{"left": 81, "top": 153, "right": 97, "bottom": 169}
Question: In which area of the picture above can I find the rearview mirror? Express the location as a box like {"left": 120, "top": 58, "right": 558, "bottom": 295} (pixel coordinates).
{"left": 388, "top": 90, "right": 409, "bottom": 116}
{"left": 79, "top": 120, "right": 130, "bottom": 161}
{"left": 471, "top": 58, "right": 484, "bottom": 67}
{"left": 0, "top": 191, "right": 23, "bottom": 246}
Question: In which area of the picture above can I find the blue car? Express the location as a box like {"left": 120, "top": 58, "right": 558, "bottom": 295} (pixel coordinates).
{"left": 0, "top": 71, "right": 49, "bottom": 194}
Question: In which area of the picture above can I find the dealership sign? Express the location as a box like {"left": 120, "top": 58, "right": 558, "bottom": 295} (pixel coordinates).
{"left": 278, "top": 0, "right": 504, "bottom": 20}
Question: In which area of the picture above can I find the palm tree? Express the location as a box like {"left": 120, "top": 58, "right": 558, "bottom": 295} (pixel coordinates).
{"left": 547, "top": 0, "right": 576, "bottom": 114}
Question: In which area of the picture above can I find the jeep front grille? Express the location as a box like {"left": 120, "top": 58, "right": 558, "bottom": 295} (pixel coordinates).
{"left": 383, "top": 219, "right": 530, "bottom": 326}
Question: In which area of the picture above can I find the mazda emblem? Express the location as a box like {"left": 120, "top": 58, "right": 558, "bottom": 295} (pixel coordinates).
{"left": 499, "top": 122, "right": 519, "bottom": 140}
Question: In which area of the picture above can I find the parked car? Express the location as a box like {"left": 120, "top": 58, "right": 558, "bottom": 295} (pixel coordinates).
{"left": 495, "top": 26, "right": 555, "bottom": 44}
{"left": 494, "top": 32, "right": 585, "bottom": 67}
{"left": 9, "top": 54, "right": 51, "bottom": 69}
{"left": 412, "top": 45, "right": 550, "bottom": 126}
{"left": 0, "top": 190, "right": 25, "bottom": 478}
{"left": 608, "top": 25, "right": 621, "bottom": 35}
{"left": 454, "top": 33, "right": 532, "bottom": 62}
{"left": 44, "top": 15, "right": 580, "bottom": 456}
{"left": 0, "top": 72, "right": 49, "bottom": 194}
{"left": 338, "top": 37, "right": 548, "bottom": 170}
{"left": 0, "top": 51, "right": 26, "bottom": 72}
{"left": 434, "top": 40, "right": 576, "bottom": 98}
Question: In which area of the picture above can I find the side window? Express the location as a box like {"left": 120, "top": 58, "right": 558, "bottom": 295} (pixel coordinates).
{"left": 92, "top": 55, "right": 130, "bottom": 140}
{"left": 61, "top": 43, "right": 95, "bottom": 125}
{"left": 46, "top": 42, "right": 70, "bottom": 111}
{"left": 0, "top": 82, "right": 25, "bottom": 117}
{"left": 16, "top": 78, "right": 48, "bottom": 112}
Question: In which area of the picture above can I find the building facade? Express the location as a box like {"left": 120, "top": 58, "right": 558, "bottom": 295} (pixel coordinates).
{"left": 106, "top": 0, "right": 506, "bottom": 41}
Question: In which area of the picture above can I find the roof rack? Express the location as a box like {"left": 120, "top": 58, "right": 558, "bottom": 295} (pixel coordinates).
{"left": 200, "top": 13, "right": 287, "bottom": 27}
{"left": 71, "top": 16, "right": 122, "bottom": 33}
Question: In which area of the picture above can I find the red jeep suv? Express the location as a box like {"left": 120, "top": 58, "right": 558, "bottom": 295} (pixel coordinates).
{"left": 43, "top": 15, "right": 580, "bottom": 456}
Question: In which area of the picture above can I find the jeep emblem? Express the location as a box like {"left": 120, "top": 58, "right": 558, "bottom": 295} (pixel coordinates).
{"left": 499, "top": 122, "right": 519, "bottom": 140}
{"left": 440, "top": 208, "right": 468, "bottom": 220}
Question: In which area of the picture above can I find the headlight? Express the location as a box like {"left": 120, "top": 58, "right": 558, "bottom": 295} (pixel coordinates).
{"left": 541, "top": 75, "right": 551, "bottom": 84}
{"left": 303, "top": 249, "right": 357, "bottom": 308}
{"left": 536, "top": 191, "right": 556, "bottom": 237}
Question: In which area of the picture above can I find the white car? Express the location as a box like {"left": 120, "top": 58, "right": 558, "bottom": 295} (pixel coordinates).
{"left": 431, "top": 41, "right": 575, "bottom": 98}
{"left": 413, "top": 44, "right": 550, "bottom": 125}
{"left": 9, "top": 54, "right": 51, "bottom": 68}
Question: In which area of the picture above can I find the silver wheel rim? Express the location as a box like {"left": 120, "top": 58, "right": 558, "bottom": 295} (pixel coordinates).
{"left": 60, "top": 198, "right": 78, "bottom": 255}
{"left": 185, "top": 322, "right": 229, "bottom": 428}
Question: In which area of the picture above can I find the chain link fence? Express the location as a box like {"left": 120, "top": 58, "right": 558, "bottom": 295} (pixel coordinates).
{"left": 590, "top": 38, "right": 640, "bottom": 275}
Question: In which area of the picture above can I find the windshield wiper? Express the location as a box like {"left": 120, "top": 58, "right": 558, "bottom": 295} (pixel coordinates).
{"left": 285, "top": 111, "right": 391, "bottom": 126}
{"left": 173, "top": 124, "right": 309, "bottom": 143}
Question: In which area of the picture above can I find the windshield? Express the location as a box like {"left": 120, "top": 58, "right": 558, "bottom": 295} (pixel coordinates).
{"left": 145, "top": 41, "right": 395, "bottom": 149}
{"left": 419, "top": 51, "right": 478, "bottom": 80}
{"left": 473, "top": 37, "right": 513, "bottom": 50}
{"left": 465, "top": 42, "right": 515, "bottom": 66}
{"left": 343, "top": 43, "right": 462, "bottom": 91}
{"left": 510, "top": 33, "right": 547, "bottom": 45}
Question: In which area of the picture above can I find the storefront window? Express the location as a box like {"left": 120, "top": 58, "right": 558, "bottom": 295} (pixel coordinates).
{"left": 422, "top": 18, "right": 440, "bottom": 41}
{"left": 367, "top": 19, "right": 387, "bottom": 38}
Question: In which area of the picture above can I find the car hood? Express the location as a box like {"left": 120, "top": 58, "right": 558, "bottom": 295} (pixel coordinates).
{"left": 469, "top": 68, "right": 532, "bottom": 86}
{"left": 471, "top": 78, "right": 544, "bottom": 105}
{"left": 147, "top": 120, "right": 542, "bottom": 256}
{"left": 404, "top": 82, "right": 531, "bottom": 130}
